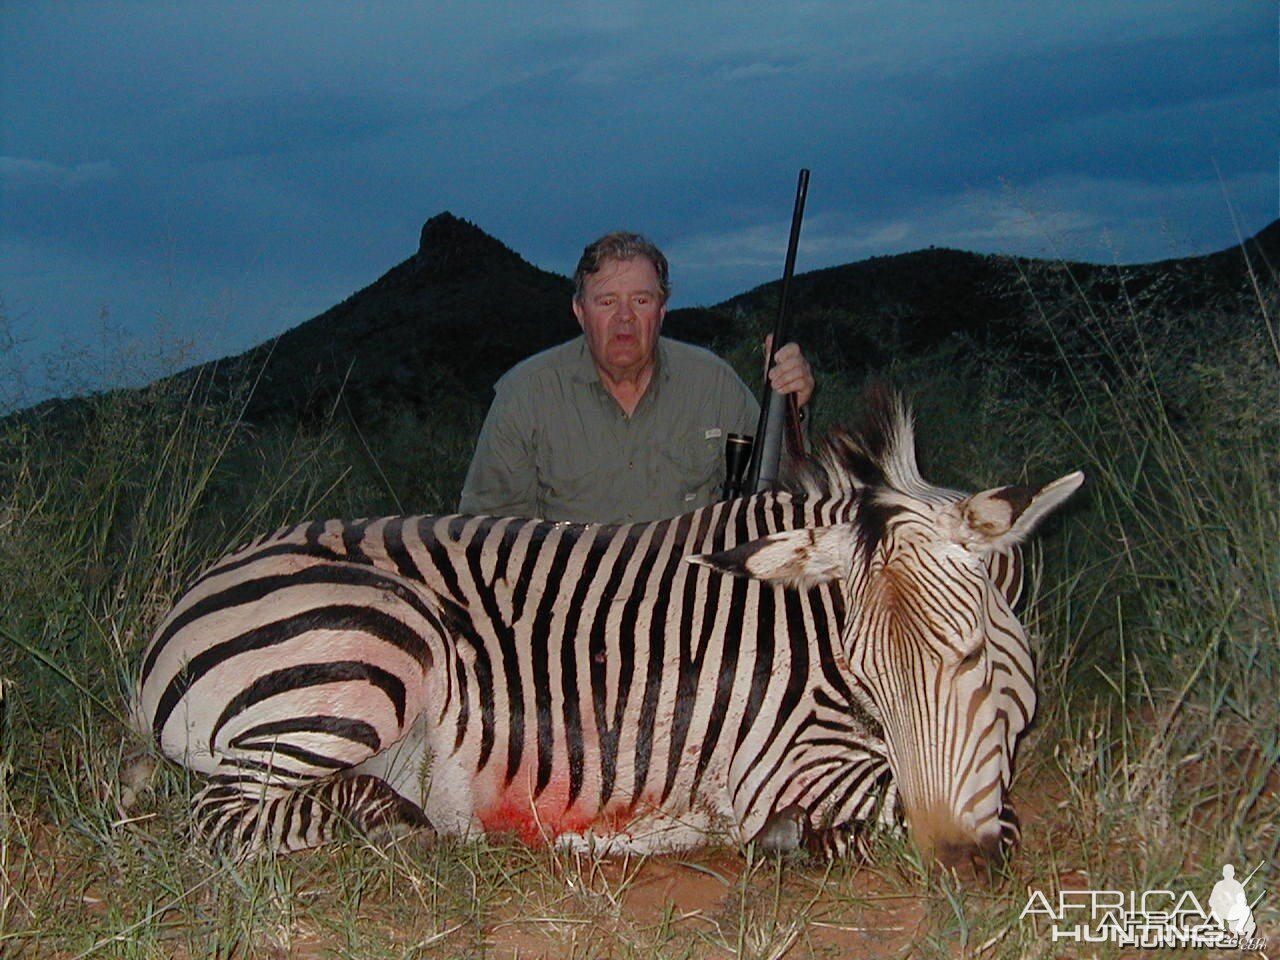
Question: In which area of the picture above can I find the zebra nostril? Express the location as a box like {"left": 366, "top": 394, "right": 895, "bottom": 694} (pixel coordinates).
{"left": 930, "top": 834, "right": 1009, "bottom": 883}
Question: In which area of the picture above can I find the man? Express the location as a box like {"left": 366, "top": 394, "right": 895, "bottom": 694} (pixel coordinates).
{"left": 459, "top": 231, "right": 814, "bottom": 523}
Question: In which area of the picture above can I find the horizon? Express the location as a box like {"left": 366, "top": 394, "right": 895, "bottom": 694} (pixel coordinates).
{"left": 5, "top": 208, "right": 1273, "bottom": 418}
{"left": 2, "top": 205, "right": 1275, "bottom": 414}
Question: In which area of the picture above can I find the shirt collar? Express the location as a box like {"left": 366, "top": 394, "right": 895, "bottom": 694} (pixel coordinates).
{"left": 568, "top": 335, "right": 598, "bottom": 385}
{"left": 570, "top": 334, "right": 671, "bottom": 387}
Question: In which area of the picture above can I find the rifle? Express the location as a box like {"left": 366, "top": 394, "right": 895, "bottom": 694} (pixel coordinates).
{"left": 741, "top": 167, "right": 809, "bottom": 494}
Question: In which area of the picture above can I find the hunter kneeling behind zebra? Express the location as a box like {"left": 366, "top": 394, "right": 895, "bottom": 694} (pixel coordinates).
{"left": 131, "top": 389, "right": 1082, "bottom": 870}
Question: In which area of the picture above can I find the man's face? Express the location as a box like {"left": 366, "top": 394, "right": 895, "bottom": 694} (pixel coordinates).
{"left": 573, "top": 257, "right": 666, "bottom": 380}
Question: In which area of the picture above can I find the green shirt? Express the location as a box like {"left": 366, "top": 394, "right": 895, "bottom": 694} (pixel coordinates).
{"left": 459, "top": 336, "right": 759, "bottom": 523}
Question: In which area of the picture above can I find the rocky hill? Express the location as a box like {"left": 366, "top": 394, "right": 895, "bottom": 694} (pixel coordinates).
{"left": 15, "top": 213, "right": 1278, "bottom": 431}
{"left": 718, "top": 221, "right": 1279, "bottom": 374}
{"left": 203, "top": 212, "right": 578, "bottom": 424}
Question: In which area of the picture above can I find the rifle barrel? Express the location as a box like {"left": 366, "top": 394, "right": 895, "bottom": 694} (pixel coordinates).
{"left": 746, "top": 168, "right": 809, "bottom": 493}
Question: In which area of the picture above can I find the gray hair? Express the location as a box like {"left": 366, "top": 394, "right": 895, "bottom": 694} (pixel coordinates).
{"left": 572, "top": 232, "right": 671, "bottom": 304}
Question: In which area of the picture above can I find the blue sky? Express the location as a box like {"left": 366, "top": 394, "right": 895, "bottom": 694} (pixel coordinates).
{"left": 1, "top": 1, "right": 1274, "bottom": 406}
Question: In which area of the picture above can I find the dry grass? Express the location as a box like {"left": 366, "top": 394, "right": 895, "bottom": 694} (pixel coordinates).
{"left": 1, "top": 269, "right": 1276, "bottom": 958}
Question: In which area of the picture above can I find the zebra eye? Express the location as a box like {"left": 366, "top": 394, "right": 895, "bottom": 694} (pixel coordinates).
{"left": 958, "top": 643, "right": 985, "bottom": 668}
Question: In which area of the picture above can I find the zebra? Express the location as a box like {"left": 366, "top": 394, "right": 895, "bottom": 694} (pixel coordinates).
{"left": 131, "top": 390, "right": 1082, "bottom": 866}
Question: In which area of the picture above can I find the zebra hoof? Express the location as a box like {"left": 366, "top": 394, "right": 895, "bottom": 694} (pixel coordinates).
{"left": 364, "top": 804, "right": 436, "bottom": 850}
{"left": 118, "top": 754, "right": 156, "bottom": 812}
{"left": 364, "top": 818, "right": 437, "bottom": 852}
{"left": 750, "top": 804, "right": 807, "bottom": 854}
{"left": 750, "top": 806, "right": 873, "bottom": 862}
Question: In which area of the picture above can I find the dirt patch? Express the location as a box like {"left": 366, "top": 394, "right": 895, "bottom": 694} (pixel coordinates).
{"left": 480, "top": 849, "right": 929, "bottom": 959}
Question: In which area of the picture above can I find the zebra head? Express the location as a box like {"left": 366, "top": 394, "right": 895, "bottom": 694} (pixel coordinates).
{"left": 692, "top": 392, "right": 1083, "bottom": 870}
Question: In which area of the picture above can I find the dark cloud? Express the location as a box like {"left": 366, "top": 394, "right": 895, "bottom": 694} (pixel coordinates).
{"left": 0, "top": 1, "right": 1274, "bottom": 404}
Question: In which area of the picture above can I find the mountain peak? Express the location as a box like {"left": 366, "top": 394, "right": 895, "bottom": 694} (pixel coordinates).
{"left": 416, "top": 211, "right": 527, "bottom": 277}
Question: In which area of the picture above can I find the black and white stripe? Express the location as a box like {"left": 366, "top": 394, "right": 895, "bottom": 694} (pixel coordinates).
{"left": 133, "top": 391, "right": 1081, "bottom": 863}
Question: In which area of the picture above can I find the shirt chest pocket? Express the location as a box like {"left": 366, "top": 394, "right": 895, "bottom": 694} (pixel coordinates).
{"left": 659, "top": 430, "right": 725, "bottom": 505}
{"left": 536, "top": 442, "right": 604, "bottom": 518}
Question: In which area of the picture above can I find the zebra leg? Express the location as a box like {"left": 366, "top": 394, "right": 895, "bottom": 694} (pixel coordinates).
{"left": 801, "top": 819, "right": 873, "bottom": 862}
{"left": 750, "top": 805, "right": 873, "bottom": 862}
{"left": 193, "top": 768, "right": 433, "bottom": 858}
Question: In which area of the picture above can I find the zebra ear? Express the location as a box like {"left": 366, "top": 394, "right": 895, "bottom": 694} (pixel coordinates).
{"left": 688, "top": 525, "right": 856, "bottom": 590}
{"left": 956, "top": 471, "right": 1084, "bottom": 552}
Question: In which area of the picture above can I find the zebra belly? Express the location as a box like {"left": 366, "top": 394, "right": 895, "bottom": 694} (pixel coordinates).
{"left": 551, "top": 799, "right": 740, "bottom": 856}
{"left": 362, "top": 722, "right": 740, "bottom": 853}
{"left": 463, "top": 767, "right": 735, "bottom": 853}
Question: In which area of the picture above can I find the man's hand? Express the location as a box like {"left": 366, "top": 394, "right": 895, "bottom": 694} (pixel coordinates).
{"left": 764, "top": 335, "right": 815, "bottom": 409}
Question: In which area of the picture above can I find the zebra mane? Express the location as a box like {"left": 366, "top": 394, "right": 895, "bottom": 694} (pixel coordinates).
{"left": 794, "top": 385, "right": 942, "bottom": 502}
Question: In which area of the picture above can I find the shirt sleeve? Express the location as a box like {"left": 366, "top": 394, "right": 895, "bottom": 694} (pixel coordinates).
{"left": 458, "top": 379, "right": 541, "bottom": 517}
{"left": 731, "top": 372, "right": 761, "bottom": 436}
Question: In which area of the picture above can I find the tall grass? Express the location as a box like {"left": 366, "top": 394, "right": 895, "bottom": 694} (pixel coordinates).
{"left": 0, "top": 256, "right": 1275, "bottom": 956}
{"left": 1025, "top": 262, "right": 1279, "bottom": 885}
